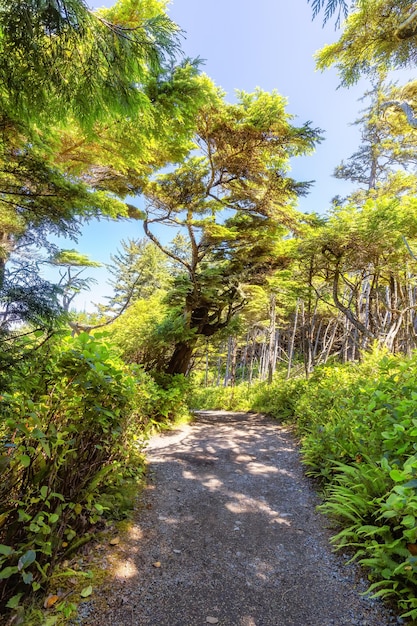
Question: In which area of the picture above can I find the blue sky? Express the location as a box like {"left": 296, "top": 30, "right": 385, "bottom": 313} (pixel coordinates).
{"left": 58, "top": 0, "right": 413, "bottom": 310}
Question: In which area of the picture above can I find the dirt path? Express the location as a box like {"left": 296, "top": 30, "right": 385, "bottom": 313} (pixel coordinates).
{"left": 77, "top": 411, "right": 401, "bottom": 626}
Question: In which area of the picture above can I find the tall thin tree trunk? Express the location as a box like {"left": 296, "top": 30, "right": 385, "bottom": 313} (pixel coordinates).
{"left": 267, "top": 294, "right": 276, "bottom": 384}
{"left": 248, "top": 333, "right": 257, "bottom": 387}
{"left": 287, "top": 300, "right": 299, "bottom": 380}
{"left": 230, "top": 337, "right": 237, "bottom": 387}
{"left": 216, "top": 346, "right": 223, "bottom": 387}
{"left": 241, "top": 331, "right": 250, "bottom": 382}
{"left": 312, "top": 319, "right": 323, "bottom": 362}
{"left": 204, "top": 340, "right": 209, "bottom": 387}
{"left": 224, "top": 336, "right": 232, "bottom": 386}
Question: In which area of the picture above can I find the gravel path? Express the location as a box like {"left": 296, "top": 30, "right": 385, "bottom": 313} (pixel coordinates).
{"left": 76, "top": 410, "right": 402, "bottom": 626}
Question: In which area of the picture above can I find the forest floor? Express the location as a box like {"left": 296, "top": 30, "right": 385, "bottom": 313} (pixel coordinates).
{"left": 73, "top": 410, "right": 404, "bottom": 626}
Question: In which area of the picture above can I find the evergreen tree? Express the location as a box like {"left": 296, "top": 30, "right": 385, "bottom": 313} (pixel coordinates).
{"left": 334, "top": 78, "right": 417, "bottom": 200}
{"left": 0, "top": 0, "right": 181, "bottom": 127}
{"left": 315, "top": 1, "right": 417, "bottom": 85}
{"left": 105, "top": 238, "right": 172, "bottom": 312}
{"left": 0, "top": 0, "right": 207, "bottom": 334}
{"left": 143, "top": 87, "right": 322, "bottom": 375}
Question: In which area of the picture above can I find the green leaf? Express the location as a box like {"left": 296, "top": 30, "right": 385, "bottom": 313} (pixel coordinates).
{"left": 390, "top": 469, "right": 405, "bottom": 482}
{"left": 22, "top": 570, "right": 33, "bottom": 585}
{"left": 402, "top": 515, "right": 416, "bottom": 528}
{"left": 18, "top": 550, "right": 36, "bottom": 571}
{"left": 80, "top": 585, "right": 93, "bottom": 598}
{"left": 0, "top": 566, "right": 19, "bottom": 579}
{"left": 0, "top": 544, "right": 13, "bottom": 556}
{"left": 6, "top": 593, "right": 23, "bottom": 609}
{"left": 403, "top": 479, "right": 417, "bottom": 489}
{"left": 17, "top": 509, "right": 31, "bottom": 522}
{"left": 40, "top": 439, "right": 51, "bottom": 458}
{"left": 40, "top": 485, "right": 48, "bottom": 499}
{"left": 32, "top": 428, "right": 45, "bottom": 439}
{"left": 19, "top": 454, "right": 31, "bottom": 468}
{"left": 51, "top": 492, "right": 65, "bottom": 501}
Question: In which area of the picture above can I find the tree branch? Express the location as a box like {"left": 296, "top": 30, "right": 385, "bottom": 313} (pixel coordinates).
{"left": 395, "top": 8, "right": 417, "bottom": 39}
{"left": 332, "top": 262, "right": 375, "bottom": 338}
{"left": 143, "top": 217, "right": 192, "bottom": 272}
{"left": 381, "top": 101, "right": 417, "bottom": 128}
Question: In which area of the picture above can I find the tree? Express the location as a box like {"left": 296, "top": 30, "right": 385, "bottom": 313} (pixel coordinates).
{"left": 289, "top": 77, "right": 417, "bottom": 359}
{"left": 105, "top": 238, "right": 172, "bottom": 312}
{"left": 315, "top": 1, "right": 417, "bottom": 86}
{"left": 307, "top": 0, "right": 350, "bottom": 27}
{"left": 142, "top": 87, "right": 322, "bottom": 375}
{"left": 0, "top": 0, "right": 181, "bottom": 127}
{"left": 334, "top": 78, "right": 417, "bottom": 199}
{"left": 51, "top": 249, "right": 102, "bottom": 313}
{"left": 0, "top": 0, "right": 209, "bottom": 337}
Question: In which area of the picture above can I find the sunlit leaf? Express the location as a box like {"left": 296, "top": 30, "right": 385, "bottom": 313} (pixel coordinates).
{"left": 80, "top": 585, "right": 93, "bottom": 598}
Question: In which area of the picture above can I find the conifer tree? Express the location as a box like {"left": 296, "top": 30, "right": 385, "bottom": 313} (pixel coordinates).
{"left": 143, "top": 87, "right": 322, "bottom": 375}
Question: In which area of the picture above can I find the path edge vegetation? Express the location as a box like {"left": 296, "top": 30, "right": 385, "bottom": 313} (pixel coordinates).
{"left": 190, "top": 347, "right": 417, "bottom": 623}
{"left": 0, "top": 331, "right": 191, "bottom": 624}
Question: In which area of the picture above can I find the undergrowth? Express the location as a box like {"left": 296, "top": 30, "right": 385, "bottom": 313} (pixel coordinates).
{"left": 0, "top": 332, "right": 190, "bottom": 624}
{"left": 191, "top": 349, "right": 417, "bottom": 621}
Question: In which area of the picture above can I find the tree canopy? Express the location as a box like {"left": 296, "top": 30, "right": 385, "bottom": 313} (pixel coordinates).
{"left": 0, "top": 0, "right": 209, "bottom": 338}
{"left": 0, "top": 0, "right": 180, "bottom": 127}
{"left": 142, "top": 87, "right": 322, "bottom": 374}
{"left": 314, "top": 1, "right": 417, "bottom": 85}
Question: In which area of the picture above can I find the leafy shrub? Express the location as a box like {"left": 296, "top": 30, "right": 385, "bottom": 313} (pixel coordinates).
{"left": 0, "top": 333, "right": 132, "bottom": 607}
{"left": 252, "top": 348, "right": 417, "bottom": 620}
{"left": 188, "top": 381, "right": 258, "bottom": 412}
{"left": 132, "top": 369, "right": 190, "bottom": 427}
{"left": 0, "top": 331, "right": 186, "bottom": 614}
{"left": 251, "top": 375, "right": 308, "bottom": 421}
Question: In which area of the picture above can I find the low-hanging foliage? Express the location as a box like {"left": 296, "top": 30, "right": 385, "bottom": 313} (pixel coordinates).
{"left": 0, "top": 331, "right": 189, "bottom": 616}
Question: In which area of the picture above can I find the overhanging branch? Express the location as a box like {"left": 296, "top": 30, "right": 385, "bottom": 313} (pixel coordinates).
{"left": 381, "top": 100, "right": 417, "bottom": 128}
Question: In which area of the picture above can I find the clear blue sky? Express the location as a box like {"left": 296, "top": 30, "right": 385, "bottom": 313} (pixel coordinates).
{"left": 59, "top": 0, "right": 413, "bottom": 310}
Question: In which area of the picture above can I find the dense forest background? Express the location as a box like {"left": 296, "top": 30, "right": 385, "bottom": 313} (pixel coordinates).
{"left": 2, "top": 0, "right": 417, "bottom": 623}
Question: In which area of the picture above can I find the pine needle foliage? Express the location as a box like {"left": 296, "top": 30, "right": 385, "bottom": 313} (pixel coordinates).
{"left": 307, "top": 0, "right": 349, "bottom": 28}
{"left": 0, "top": 0, "right": 181, "bottom": 127}
{"left": 316, "top": 1, "right": 417, "bottom": 85}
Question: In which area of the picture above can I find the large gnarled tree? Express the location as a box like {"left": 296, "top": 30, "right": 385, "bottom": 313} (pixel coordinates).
{"left": 143, "top": 87, "right": 322, "bottom": 375}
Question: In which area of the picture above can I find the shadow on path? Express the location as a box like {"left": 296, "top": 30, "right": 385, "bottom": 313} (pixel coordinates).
{"left": 78, "top": 411, "right": 397, "bottom": 626}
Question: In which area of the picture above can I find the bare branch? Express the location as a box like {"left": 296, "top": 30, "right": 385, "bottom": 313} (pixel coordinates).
{"left": 395, "top": 8, "right": 417, "bottom": 39}
{"left": 143, "top": 218, "right": 192, "bottom": 272}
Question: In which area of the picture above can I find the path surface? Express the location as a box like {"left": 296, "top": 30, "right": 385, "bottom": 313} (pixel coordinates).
{"left": 77, "top": 411, "right": 400, "bottom": 626}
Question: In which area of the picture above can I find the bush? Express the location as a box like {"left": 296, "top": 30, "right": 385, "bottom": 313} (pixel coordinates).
{"left": 0, "top": 333, "right": 136, "bottom": 608}
{"left": 188, "top": 381, "right": 258, "bottom": 412}
{"left": 253, "top": 348, "right": 417, "bottom": 619}
{"left": 251, "top": 374, "right": 308, "bottom": 421}
{"left": 0, "top": 331, "right": 189, "bottom": 615}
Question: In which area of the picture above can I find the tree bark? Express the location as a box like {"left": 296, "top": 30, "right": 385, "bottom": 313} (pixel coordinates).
{"left": 267, "top": 294, "right": 276, "bottom": 384}
{"left": 287, "top": 300, "right": 299, "bottom": 380}
{"left": 166, "top": 341, "right": 196, "bottom": 376}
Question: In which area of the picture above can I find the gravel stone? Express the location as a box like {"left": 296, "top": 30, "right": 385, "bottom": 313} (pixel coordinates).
{"left": 75, "top": 410, "right": 401, "bottom": 626}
